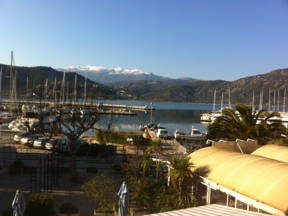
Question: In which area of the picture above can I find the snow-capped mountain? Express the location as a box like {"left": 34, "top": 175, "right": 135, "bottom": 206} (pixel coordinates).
{"left": 59, "top": 65, "right": 169, "bottom": 84}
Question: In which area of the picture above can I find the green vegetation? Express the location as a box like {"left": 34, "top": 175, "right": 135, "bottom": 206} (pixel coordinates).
{"left": 95, "top": 130, "right": 150, "bottom": 146}
{"left": 207, "top": 104, "right": 287, "bottom": 144}
{"left": 0, "top": 64, "right": 116, "bottom": 99}
{"left": 112, "top": 68, "right": 288, "bottom": 103}
{"left": 82, "top": 174, "right": 118, "bottom": 213}
{"left": 119, "top": 152, "right": 208, "bottom": 213}
{"left": 2, "top": 63, "right": 288, "bottom": 103}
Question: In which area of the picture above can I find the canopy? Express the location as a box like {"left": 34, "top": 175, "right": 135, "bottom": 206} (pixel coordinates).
{"left": 252, "top": 144, "right": 288, "bottom": 163}
{"left": 146, "top": 204, "right": 269, "bottom": 216}
{"left": 189, "top": 147, "right": 288, "bottom": 213}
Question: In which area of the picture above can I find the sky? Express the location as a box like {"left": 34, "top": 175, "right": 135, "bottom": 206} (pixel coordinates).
{"left": 0, "top": 0, "right": 288, "bottom": 81}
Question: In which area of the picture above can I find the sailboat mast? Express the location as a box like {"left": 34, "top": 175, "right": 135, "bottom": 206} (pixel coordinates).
{"left": 221, "top": 92, "right": 223, "bottom": 110}
{"left": 66, "top": 81, "right": 69, "bottom": 102}
{"left": 84, "top": 73, "right": 87, "bottom": 104}
{"left": 283, "top": 88, "right": 286, "bottom": 113}
{"left": 273, "top": 90, "right": 276, "bottom": 111}
{"left": 61, "top": 72, "right": 66, "bottom": 103}
{"left": 9, "top": 51, "right": 17, "bottom": 100}
{"left": 26, "top": 76, "right": 29, "bottom": 98}
{"left": 252, "top": 91, "right": 255, "bottom": 112}
{"left": 259, "top": 89, "right": 263, "bottom": 110}
{"left": 53, "top": 77, "right": 57, "bottom": 103}
{"left": 10, "top": 52, "right": 13, "bottom": 99}
{"left": 277, "top": 89, "right": 280, "bottom": 111}
{"left": 268, "top": 88, "right": 271, "bottom": 111}
{"left": 44, "top": 79, "right": 48, "bottom": 101}
{"left": 73, "top": 74, "right": 77, "bottom": 103}
{"left": 212, "top": 89, "right": 216, "bottom": 111}
{"left": 228, "top": 88, "right": 231, "bottom": 108}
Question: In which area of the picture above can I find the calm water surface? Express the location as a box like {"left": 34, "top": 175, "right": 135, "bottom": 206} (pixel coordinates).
{"left": 95, "top": 100, "right": 215, "bottom": 134}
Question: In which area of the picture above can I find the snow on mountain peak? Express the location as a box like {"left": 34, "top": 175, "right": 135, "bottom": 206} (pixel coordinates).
{"left": 62, "top": 65, "right": 152, "bottom": 75}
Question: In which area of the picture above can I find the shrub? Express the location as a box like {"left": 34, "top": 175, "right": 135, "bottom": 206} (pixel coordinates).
{"left": 82, "top": 174, "right": 117, "bottom": 213}
{"left": 59, "top": 202, "right": 79, "bottom": 214}
{"left": 24, "top": 193, "right": 55, "bottom": 216}
{"left": 95, "top": 130, "right": 106, "bottom": 144}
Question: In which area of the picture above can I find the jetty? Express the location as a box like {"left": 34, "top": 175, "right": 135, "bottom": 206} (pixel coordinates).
{"left": 0, "top": 99, "right": 154, "bottom": 111}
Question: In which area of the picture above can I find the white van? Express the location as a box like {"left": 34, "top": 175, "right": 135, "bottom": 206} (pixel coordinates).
{"left": 156, "top": 128, "right": 168, "bottom": 138}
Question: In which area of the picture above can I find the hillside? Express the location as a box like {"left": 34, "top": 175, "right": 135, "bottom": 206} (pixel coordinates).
{"left": 112, "top": 68, "right": 288, "bottom": 104}
{"left": 1, "top": 64, "right": 288, "bottom": 104}
{"left": 60, "top": 66, "right": 169, "bottom": 84}
{"left": 0, "top": 64, "right": 116, "bottom": 100}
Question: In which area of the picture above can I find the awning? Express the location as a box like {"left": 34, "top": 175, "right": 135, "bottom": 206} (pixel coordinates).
{"left": 146, "top": 204, "right": 269, "bottom": 216}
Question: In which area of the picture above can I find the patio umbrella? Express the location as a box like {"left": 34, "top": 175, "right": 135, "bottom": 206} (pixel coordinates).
{"left": 118, "top": 181, "right": 128, "bottom": 216}
{"left": 12, "top": 190, "right": 26, "bottom": 216}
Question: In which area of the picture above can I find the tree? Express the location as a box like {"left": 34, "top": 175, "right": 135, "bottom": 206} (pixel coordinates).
{"left": 140, "top": 151, "right": 152, "bottom": 177}
{"left": 146, "top": 140, "right": 163, "bottom": 179}
{"left": 58, "top": 110, "right": 100, "bottom": 180}
{"left": 207, "top": 104, "right": 286, "bottom": 144}
{"left": 82, "top": 174, "right": 118, "bottom": 214}
{"left": 169, "top": 156, "right": 195, "bottom": 208}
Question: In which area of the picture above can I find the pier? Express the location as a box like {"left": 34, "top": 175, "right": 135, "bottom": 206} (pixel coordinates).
{"left": 0, "top": 99, "right": 154, "bottom": 111}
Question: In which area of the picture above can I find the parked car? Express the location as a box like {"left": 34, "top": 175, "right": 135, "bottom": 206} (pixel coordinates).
{"left": 54, "top": 137, "right": 88, "bottom": 153}
{"left": 14, "top": 132, "right": 30, "bottom": 143}
{"left": 44, "top": 139, "right": 56, "bottom": 150}
{"left": 164, "top": 134, "right": 175, "bottom": 140}
{"left": 20, "top": 135, "right": 40, "bottom": 146}
{"left": 33, "top": 137, "right": 50, "bottom": 149}
{"left": 156, "top": 128, "right": 168, "bottom": 138}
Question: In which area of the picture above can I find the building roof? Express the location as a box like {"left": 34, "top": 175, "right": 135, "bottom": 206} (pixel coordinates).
{"left": 146, "top": 204, "right": 269, "bottom": 216}
{"left": 189, "top": 147, "right": 288, "bottom": 213}
{"left": 252, "top": 144, "right": 288, "bottom": 163}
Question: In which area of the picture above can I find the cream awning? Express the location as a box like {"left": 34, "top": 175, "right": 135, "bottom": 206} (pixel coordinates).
{"left": 189, "top": 147, "right": 288, "bottom": 213}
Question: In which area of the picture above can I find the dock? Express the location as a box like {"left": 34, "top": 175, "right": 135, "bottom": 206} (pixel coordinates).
{"left": 0, "top": 99, "right": 154, "bottom": 111}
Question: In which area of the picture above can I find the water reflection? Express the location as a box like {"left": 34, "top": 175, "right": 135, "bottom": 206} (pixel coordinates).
{"left": 95, "top": 109, "right": 207, "bottom": 134}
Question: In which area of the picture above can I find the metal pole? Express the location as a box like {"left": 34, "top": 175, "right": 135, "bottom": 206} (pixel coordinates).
{"left": 277, "top": 89, "right": 280, "bottom": 111}
{"left": 221, "top": 92, "right": 223, "bottom": 110}
{"left": 228, "top": 88, "right": 231, "bottom": 108}
{"left": 61, "top": 72, "right": 66, "bottom": 103}
{"left": 252, "top": 91, "right": 255, "bottom": 112}
{"left": 273, "top": 90, "right": 276, "bottom": 111}
{"left": 213, "top": 89, "right": 216, "bottom": 111}
{"left": 268, "top": 88, "right": 271, "bottom": 111}
{"left": 84, "top": 73, "right": 87, "bottom": 104}
{"left": 283, "top": 88, "right": 286, "bottom": 112}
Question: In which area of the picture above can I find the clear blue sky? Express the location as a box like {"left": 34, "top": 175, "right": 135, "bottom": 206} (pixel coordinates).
{"left": 0, "top": 0, "right": 288, "bottom": 80}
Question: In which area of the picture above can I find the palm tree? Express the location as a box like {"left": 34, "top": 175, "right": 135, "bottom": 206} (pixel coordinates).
{"left": 140, "top": 151, "right": 153, "bottom": 177}
{"left": 147, "top": 140, "right": 163, "bottom": 179}
{"left": 146, "top": 139, "right": 162, "bottom": 155}
{"left": 207, "top": 104, "right": 286, "bottom": 144}
{"left": 169, "top": 155, "right": 195, "bottom": 208}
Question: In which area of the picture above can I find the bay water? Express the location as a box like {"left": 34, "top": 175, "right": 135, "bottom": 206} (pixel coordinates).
{"left": 95, "top": 100, "right": 215, "bottom": 134}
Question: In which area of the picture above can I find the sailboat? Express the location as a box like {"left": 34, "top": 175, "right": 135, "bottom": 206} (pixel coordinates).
{"left": 0, "top": 54, "right": 15, "bottom": 123}
{"left": 200, "top": 89, "right": 228, "bottom": 123}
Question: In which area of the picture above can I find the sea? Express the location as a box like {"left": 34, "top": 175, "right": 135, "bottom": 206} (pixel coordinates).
{"left": 95, "top": 100, "right": 218, "bottom": 134}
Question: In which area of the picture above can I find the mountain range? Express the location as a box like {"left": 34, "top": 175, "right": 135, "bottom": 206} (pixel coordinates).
{"left": 0, "top": 64, "right": 116, "bottom": 99}
{"left": 111, "top": 68, "right": 288, "bottom": 104}
{"left": 60, "top": 66, "right": 169, "bottom": 84}
{"left": 1, "top": 63, "right": 288, "bottom": 105}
